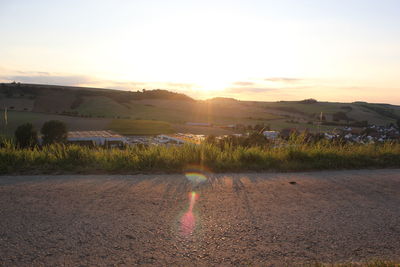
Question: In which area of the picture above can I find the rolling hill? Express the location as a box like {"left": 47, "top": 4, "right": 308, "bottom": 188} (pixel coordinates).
{"left": 0, "top": 82, "right": 399, "bottom": 135}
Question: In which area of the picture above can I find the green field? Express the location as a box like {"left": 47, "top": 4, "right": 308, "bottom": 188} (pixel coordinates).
{"left": 108, "top": 119, "right": 174, "bottom": 135}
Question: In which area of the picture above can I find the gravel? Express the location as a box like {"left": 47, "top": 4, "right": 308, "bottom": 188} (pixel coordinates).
{"left": 0, "top": 169, "right": 399, "bottom": 266}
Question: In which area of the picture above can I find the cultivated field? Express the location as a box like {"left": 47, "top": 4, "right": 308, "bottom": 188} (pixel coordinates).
{"left": 108, "top": 119, "right": 175, "bottom": 135}
{"left": 0, "top": 169, "right": 399, "bottom": 266}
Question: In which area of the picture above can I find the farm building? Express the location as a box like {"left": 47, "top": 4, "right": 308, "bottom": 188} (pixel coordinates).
{"left": 263, "top": 131, "right": 279, "bottom": 140}
{"left": 155, "top": 135, "right": 186, "bottom": 144}
{"left": 67, "top": 131, "right": 127, "bottom": 146}
{"left": 220, "top": 124, "right": 236, "bottom": 129}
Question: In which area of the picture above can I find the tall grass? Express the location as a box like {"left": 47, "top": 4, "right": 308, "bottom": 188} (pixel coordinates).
{"left": 0, "top": 139, "right": 399, "bottom": 174}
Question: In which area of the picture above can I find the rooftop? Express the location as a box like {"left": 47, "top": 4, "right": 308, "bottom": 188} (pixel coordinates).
{"left": 67, "top": 130, "right": 124, "bottom": 139}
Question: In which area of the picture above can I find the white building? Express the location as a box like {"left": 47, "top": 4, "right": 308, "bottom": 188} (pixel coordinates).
{"left": 263, "top": 131, "right": 279, "bottom": 140}
{"left": 156, "top": 135, "right": 186, "bottom": 144}
{"left": 67, "top": 131, "right": 127, "bottom": 146}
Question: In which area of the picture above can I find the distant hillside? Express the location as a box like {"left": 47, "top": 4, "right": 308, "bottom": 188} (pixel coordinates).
{"left": 206, "top": 97, "right": 238, "bottom": 102}
{"left": 0, "top": 82, "right": 399, "bottom": 135}
{"left": 0, "top": 82, "right": 193, "bottom": 114}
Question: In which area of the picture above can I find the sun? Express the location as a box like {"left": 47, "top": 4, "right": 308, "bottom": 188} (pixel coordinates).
{"left": 196, "top": 77, "right": 231, "bottom": 93}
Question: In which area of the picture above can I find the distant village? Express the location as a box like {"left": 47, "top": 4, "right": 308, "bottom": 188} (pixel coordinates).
{"left": 65, "top": 123, "right": 400, "bottom": 147}
{"left": 322, "top": 125, "right": 400, "bottom": 143}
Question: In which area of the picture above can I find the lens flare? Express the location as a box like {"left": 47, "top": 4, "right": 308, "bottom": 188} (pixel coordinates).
{"left": 185, "top": 172, "right": 207, "bottom": 185}
{"left": 179, "top": 165, "right": 209, "bottom": 237}
{"left": 180, "top": 191, "right": 198, "bottom": 236}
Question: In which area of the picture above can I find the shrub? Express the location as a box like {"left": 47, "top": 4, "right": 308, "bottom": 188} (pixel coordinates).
{"left": 41, "top": 120, "right": 67, "bottom": 145}
{"left": 14, "top": 123, "right": 38, "bottom": 148}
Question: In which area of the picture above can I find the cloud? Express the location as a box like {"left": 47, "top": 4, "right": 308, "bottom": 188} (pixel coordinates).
{"left": 226, "top": 87, "right": 276, "bottom": 94}
{"left": 165, "top": 82, "right": 195, "bottom": 88}
{"left": 96, "top": 81, "right": 196, "bottom": 91}
{"left": 232, "top": 81, "right": 255, "bottom": 86}
{"left": 264, "top": 77, "right": 303, "bottom": 83}
{"left": 1, "top": 74, "right": 92, "bottom": 86}
{"left": 92, "top": 81, "right": 149, "bottom": 90}
{"left": 16, "top": 70, "right": 51, "bottom": 76}
{"left": 0, "top": 68, "right": 196, "bottom": 92}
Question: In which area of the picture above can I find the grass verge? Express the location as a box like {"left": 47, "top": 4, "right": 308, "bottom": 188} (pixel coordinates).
{"left": 0, "top": 142, "right": 399, "bottom": 174}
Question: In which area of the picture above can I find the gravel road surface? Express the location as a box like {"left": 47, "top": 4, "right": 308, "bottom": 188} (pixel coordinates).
{"left": 0, "top": 169, "right": 399, "bottom": 266}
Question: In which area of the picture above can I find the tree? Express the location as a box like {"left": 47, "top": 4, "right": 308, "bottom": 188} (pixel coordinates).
{"left": 332, "top": 111, "right": 351, "bottom": 122}
{"left": 299, "top": 98, "right": 317, "bottom": 104}
{"left": 41, "top": 120, "right": 67, "bottom": 145}
{"left": 15, "top": 123, "right": 38, "bottom": 148}
{"left": 397, "top": 118, "right": 400, "bottom": 129}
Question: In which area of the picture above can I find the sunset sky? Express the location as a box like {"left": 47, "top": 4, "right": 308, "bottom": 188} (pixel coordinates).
{"left": 1, "top": 0, "right": 399, "bottom": 104}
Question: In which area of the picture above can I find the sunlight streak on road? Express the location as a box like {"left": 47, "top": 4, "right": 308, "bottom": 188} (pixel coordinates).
{"left": 180, "top": 191, "right": 199, "bottom": 236}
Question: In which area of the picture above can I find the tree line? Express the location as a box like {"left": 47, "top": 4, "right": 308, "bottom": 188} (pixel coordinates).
{"left": 14, "top": 120, "right": 67, "bottom": 148}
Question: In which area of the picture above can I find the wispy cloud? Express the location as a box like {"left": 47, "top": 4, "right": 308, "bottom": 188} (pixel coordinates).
{"left": 232, "top": 81, "right": 255, "bottom": 86}
{"left": 16, "top": 70, "right": 51, "bottom": 76}
{"left": 165, "top": 82, "right": 196, "bottom": 89}
{"left": 226, "top": 87, "right": 276, "bottom": 94}
{"left": 2, "top": 74, "right": 92, "bottom": 86}
{"left": 0, "top": 68, "right": 196, "bottom": 93}
{"left": 0, "top": 68, "right": 93, "bottom": 86}
{"left": 264, "top": 77, "right": 303, "bottom": 83}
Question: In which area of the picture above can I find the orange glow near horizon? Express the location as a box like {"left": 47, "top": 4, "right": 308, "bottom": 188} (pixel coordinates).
{"left": 1, "top": 1, "right": 400, "bottom": 104}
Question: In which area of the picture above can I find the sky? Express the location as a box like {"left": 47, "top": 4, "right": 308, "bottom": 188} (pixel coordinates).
{"left": 0, "top": 0, "right": 399, "bottom": 104}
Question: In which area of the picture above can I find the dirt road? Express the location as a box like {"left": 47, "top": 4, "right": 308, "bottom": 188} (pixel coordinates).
{"left": 0, "top": 169, "right": 399, "bottom": 266}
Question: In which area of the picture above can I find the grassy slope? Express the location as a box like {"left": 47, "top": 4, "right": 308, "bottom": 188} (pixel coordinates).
{"left": 77, "top": 97, "right": 283, "bottom": 124}
{"left": 75, "top": 96, "right": 180, "bottom": 121}
{"left": 76, "top": 96, "right": 130, "bottom": 117}
{"left": 261, "top": 101, "right": 398, "bottom": 127}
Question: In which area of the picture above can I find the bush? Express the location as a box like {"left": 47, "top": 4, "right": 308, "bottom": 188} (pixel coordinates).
{"left": 14, "top": 123, "right": 38, "bottom": 148}
{"left": 41, "top": 120, "right": 67, "bottom": 145}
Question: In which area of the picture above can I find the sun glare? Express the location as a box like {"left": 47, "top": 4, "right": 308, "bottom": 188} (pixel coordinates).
{"left": 198, "top": 79, "right": 230, "bottom": 93}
